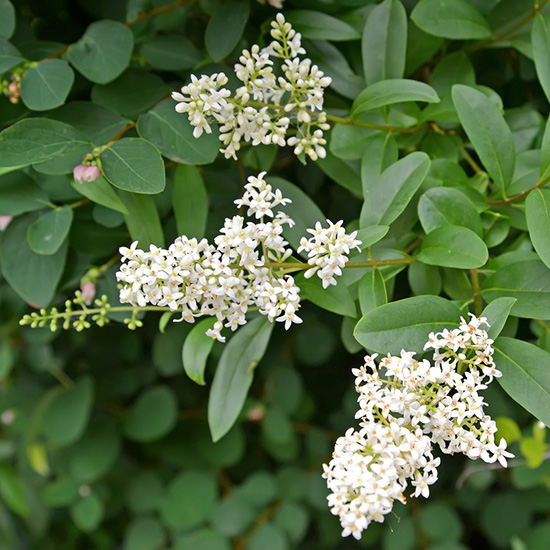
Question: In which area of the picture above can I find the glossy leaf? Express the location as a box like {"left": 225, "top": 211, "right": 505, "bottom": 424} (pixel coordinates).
{"left": 70, "top": 176, "right": 128, "bottom": 214}
{"left": 418, "top": 226, "right": 488, "bottom": 269}
{"left": 297, "top": 274, "right": 356, "bottom": 317}
{"left": 452, "top": 85, "right": 515, "bottom": 194}
{"left": 0, "top": 466, "right": 28, "bottom": 517}
{"left": 27, "top": 206, "right": 73, "bottom": 255}
{"left": 358, "top": 270, "right": 387, "bottom": 316}
{"left": 137, "top": 100, "right": 219, "bottom": 165}
{"left": 118, "top": 191, "right": 164, "bottom": 249}
{"left": 355, "top": 225, "right": 389, "bottom": 249}
{"left": 0, "top": 37, "right": 22, "bottom": 73}
{"left": 0, "top": 172, "right": 49, "bottom": 216}
{"left": 285, "top": 11, "right": 360, "bottom": 41}
{"left": 205, "top": 0, "right": 249, "bottom": 62}
{"left": 0, "top": 0, "right": 15, "bottom": 39}
{"left": 208, "top": 317, "right": 274, "bottom": 442}
{"left": 352, "top": 79, "right": 439, "bottom": 116}
{"left": 182, "top": 318, "right": 217, "bottom": 385}
{"left": 532, "top": 15, "right": 550, "bottom": 104}
{"left": 430, "top": 52, "right": 476, "bottom": 96}
{"left": 354, "top": 295, "right": 461, "bottom": 355}
{"left": 141, "top": 35, "right": 201, "bottom": 71}
{"left": 526, "top": 188, "right": 550, "bottom": 270}
{"left": 173, "top": 164, "right": 208, "bottom": 238}
{"left": 68, "top": 20, "right": 133, "bottom": 84}
{"left": 101, "top": 138, "right": 165, "bottom": 194}
{"left": 362, "top": 0, "right": 407, "bottom": 85}
{"left": 411, "top": 0, "right": 492, "bottom": 39}
{"left": 481, "top": 297, "right": 517, "bottom": 340}
{"left": 361, "top": 133, "right": 398, "bottom": 196}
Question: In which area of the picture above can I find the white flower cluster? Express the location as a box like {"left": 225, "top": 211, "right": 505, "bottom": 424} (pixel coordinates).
{"left": 323, "top": 314, "right": 513, "bottom": 540}
{"left": 298, "top": 220, "right": 361, "bottom": 288}
{"left": 171, "top": 14, "right": 332, "bottom": 161}
{"left": 116, "top": 172, "right": 305, "bottom": 342}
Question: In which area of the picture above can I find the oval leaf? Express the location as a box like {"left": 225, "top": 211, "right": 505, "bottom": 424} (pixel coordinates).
{"left": 297, "top": 274, "right": 356, "bottom": 318}
{"left": 481, "top": 297, "right": 517, "bottom": 340}
{"left": 101, "top": 138, "right": 165, "bottom": 194}
{"left": 526, "top": 188, "right": 550, "bottom": 270}
{"left": 173, "top": 164, "right": 208, "bottom": 239}
{"left": 532, "top": 15, "right": 550, "bottom": 104}
{"left": 141, "top": 35, "right": 201, "bottom": 71}
{"left": 285, "top": 10, "right": 360, "bottom": 41}
{"left": 418, "top": 225, "right": 488, "bottom": 269}
{"left": 205, "top": 0, "right": 249, "bottom": 62}
{"left": 118, "top": 191, "right": 164, "bottom": 249}
{"left": 27, "top": 206, "right": 73, "bottom": 255}
{"left": 71, "top": 176, "right": 128, "bottom": 215}
{"left": 208, "top": 317, "right": 274, "bottom": 442}
{"left": 0, "top": 37, "right": 22, "bottom": 73}
{"left": 0, "top": 0, "right": 15, "bottom": 39}
{"left": 354, "top": 295, "right": 461, "bottom": 355}
{"left": 182, "top": 318, "right": 217, "bottom": 386}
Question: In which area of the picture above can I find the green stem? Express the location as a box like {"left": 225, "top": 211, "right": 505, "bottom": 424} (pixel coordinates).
{"left": 487, "top": 171, "right": 550, "bottom": 206}
{"left": 264, "top": 258, "right": 416, "bottom": 270}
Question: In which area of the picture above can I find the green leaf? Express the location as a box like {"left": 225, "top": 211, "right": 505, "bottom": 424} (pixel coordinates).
{"left": 411, "top": 0, "right": 492, "bottom": 39}
{"left": 452, "top": 85, "right": 516, "bottom": 194}
{"left": 123, "top": 385, "right": 178, "bottom": 442}
{"left": 494, "top": 337, "right": 550, "bottom": 427}
{"left": 316, "top": 155, "right": 362, "bottom": 196}
{"left": 481, "top": 297, "right": 517, "bottom": 340}
{"left": 182, "top": 318, "right": 217, "bottom": 386}
{"left": 408, "top": 262, "right": 442, "bottom": 296}
{"left": 362, "top": 0, "right": 407, "bottom": 85}
{"left": 124, "top": 517, "right": 164, "bottom": 550}
{"left": 297, "top": 274, "right": 356, "bottom": 317}
{"left": 137, "top": 100, "right": 220, "bottom": 165}
{"left": 482, "top": 259, "right": 550, "bottom": 319}
{"left": 141, "top": 35, "right": 201, "bottom": 71}
{"left": 0, "top": 38, "right": 22, "bottom": 73}
{"left": 160, "top": 471, "right": 218, "bottom": 530}
{"left": 208, "top": 317, "right": 274, "bottom": 442}
{"left": 285, "top": 11, "right": 360, "bottom": 41}
{"left": 0, "top": 465, "right": 28, "bottom": 517}
{"left": 41, "top": 376, "right": 94, "bottom": 447}
{"left": 118, "top": 191, "right": 164, "bottom": 249}
{"left": 70, "top": 176, "right": 128, "bottom": 214}
{"left": 68, "top": 20, "right": 133, "bottom": 84}
{"left": 361, "top": 133, "right": 398, "bottom": 196}
{"left": 274, "top": 502, "right": 309, "bottom": 544}
{"left": 358, "top": 270, "right": 387, "bottom": 316}
{"left": 174, "top": 529, "right": 230, "bottom": 550}
{"left": 247, "top": 523, "right": 287, "bottom": 550}
{"left": 352, "top": 79, "right": 440, "bottom": 116}
{"left": 70, "top": 493, "right": 104, "bottom": 533}
{"left": 0, "top": 172, "right": 49, "bottom": 216}
{"left": 101, "top": 138, "right": 165, "bottom": 194}
{"left": 418, "top": 226, "right": 488, "bottom": 269}
{"left": 420, "top": 503, "right": 463, "bottom": 542}
{"left": 418, "top": 187, "right": 483, "bottom": 236}
{"left": 125, "top": 472, "right": 163, "bottom": 515}
{"left": 430, "top": 52, "right": 476, "bottom": 96}
{"left": 1, "top": 214, "right": 68, "bottom": 306}
{"left": 211, "top": 494, "right": 255, "bottom": 537}
{"left": 532, "top": 15, "right": 550, "bottom": 104}
{"left": 20, "top": 59, "right": 74, "bottom": 111}
{"left": 0, "top": 118, "right": 90, "bottom": 167}
{"left": 526, "top": 189, "right": 550, "bottom": 270}
{"left": 205, "top": 0, "right": 249, "bottom": 62}
{"left": 541, "top": 116, "right": 550, "bottom": 180}
{"left": 354, "top": 295, "right": 461, "bottom": 354}
{"left": 330, "top": 124, "right": 377, "bottom": 161}
{"left": 360, "top": 151, "right": 430, "bottom": 227}
{"left": 27, "top": 206, "right": 73, "bottom": 255}
{"left": 0, "top": 0, "right": 15, "bottom": 39}
{"left": 173, "top": 164, "right": 208, "bottom": 239}
{"left": 356, "top": 225, "right": 389, "bottom": 249}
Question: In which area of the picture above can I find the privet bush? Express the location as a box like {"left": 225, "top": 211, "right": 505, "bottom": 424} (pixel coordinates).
{"left": 1, "top": 0, "right": 550, "bottom": 548}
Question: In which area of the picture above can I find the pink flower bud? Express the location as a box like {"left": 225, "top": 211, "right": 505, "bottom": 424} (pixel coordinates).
{"left": 7, "top": 81, "right": 19, "bottom": 96}
{"left": 83, "top": 165, "right": 100, "bottom": 182}
{"left": 0, "top": 215, "right": 12, "bottom": 231}
{"left": 73, "top": 164, "right": 87, "bottom": 183}
{"left": 80, "top": 281, "right": 96, "bottom": 305}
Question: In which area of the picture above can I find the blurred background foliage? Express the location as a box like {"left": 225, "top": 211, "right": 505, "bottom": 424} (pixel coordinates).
{"left": 1, "top": 0, "right": 550, "bottom": 549}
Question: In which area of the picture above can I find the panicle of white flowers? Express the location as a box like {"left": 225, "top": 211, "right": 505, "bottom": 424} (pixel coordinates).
{"left": 297, "top": 220, "right": 362, "bottom": 288}
{"left": 171, "top": 13, "right": 332, "bottom": 161}
{"left": 116, "top": 172, "right": 303, "bottom": 342}
{"left": 323, "top": 314, "right": 513, "bottom": 540}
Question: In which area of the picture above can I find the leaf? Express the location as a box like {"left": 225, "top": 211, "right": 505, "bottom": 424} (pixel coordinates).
{"left": 408, "top": 262, "right": 442, "bottom": 296}
{"left": 208, "top": 317, "right": 274, "bottom": 442}
{"left": 0, "top": 38, "right": 22, "bottom": 73}
{"left": 411, "top": 0, "right": 492, "bottom": 40}
{"left": 101, "top": 138, "right": 165, "bottom": 194}
{"left": 418, "top": 226, "right": 488, "bottom": 269}
{"left": 532, "top": 15, "right": 550, "bottom": 104}
{"left": 430, "top": 52, "right": 476, "bottom": 96}
{"left": 482, "top": 259, "right": 550, "bottom": 319}
{"left": 285, "top": 11, "right": 360, "bottom": 41}
{"left": 418, "top": 187, "right": 483, "bottom": 236}
{"left": 247, "top": 524, "right": 287, "bottom": 550}
{"left": 0, "top": 0, "right": 15, "bottom": 39}
{"left": 361, "top": 133, "right": 398, "bottom": 197}
{"left": 182, "top": 318, "right": 217, "bottom": 385}
{"left": 358, "top": 270, "right": 387, "bottom": 316}
{"left": 141, "top": 35, "right": 201, "bottom": 71}
{"left": 27, "top": 206, "right": 73, "bottom": 255}
{"left": 118, "top": 191, "right": 164, "bottom": 249}
{"left": 352, "top": 79, "right": 440, "bottom": 116}
{"left": 526, "top": 188, "right": 550, "bottom": 270}
{"left": 362, "top": 0, "right": 407, "bottom": 85}
{"left": 354, "top": 295, "right": 461, "bottom": 355}
{"left": 0, "top": 214, "right": 68, "bottom": 306}
{"left": 0, "top": 465, "right": 28, "bottom": 517}
{"left": 316, "top": 155, "right": 362, "bottom": 196}
{"left": 481, "top": 297, "right": 517, "bottom": 340}
{"left": 20, "top": 59, "right": 74, "bottom": 112}
{"left": 70, "top": 176, "right": 128, "bottom": 214}
{"left": 41, "top": 376, "right": 94, "bottom": 447}
{"left": 124, "top": 386, "right": 178, "bottom": 443}
{"left": 452, "top": 85, "right": 516, "bottom": 194}
{"left": 329, "top": 124, "right": 377, "bottom": 160}
{"left": 205, "top": 0, "right": 249, "bottom": 62}
{"left": 70, "top": 493, "right": 104, "bottom": 533}
{"left": 494, "top": 337, "right": 550, "bottom": 427}
{"left": 68, "top": 20, "right": 133, "bottom": 84}
{"left": 173, "top": 165, "right": 208, "bottom": 238}
{"left": 137, "top": 100, "right": 219, "bottom": 165}
{"left": 124, "top": 517, "right": 165, "bottom": 550}
{"left": 0, "top": 172, "right": 49, "bottom": 216}
{"left": 355, "top": 225, "right": 389, "bottom": 249}
{"left": 0, "top": 118, "right": 90, "bottom": 167}
{"left": 541, "top": 116, "right": 550, "bottom": 180}
{"left": 360, "top": 151, "right": 430, "bottom": 227}
{"left": 297, "top": 274, "right": 356, "bottom": 317}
